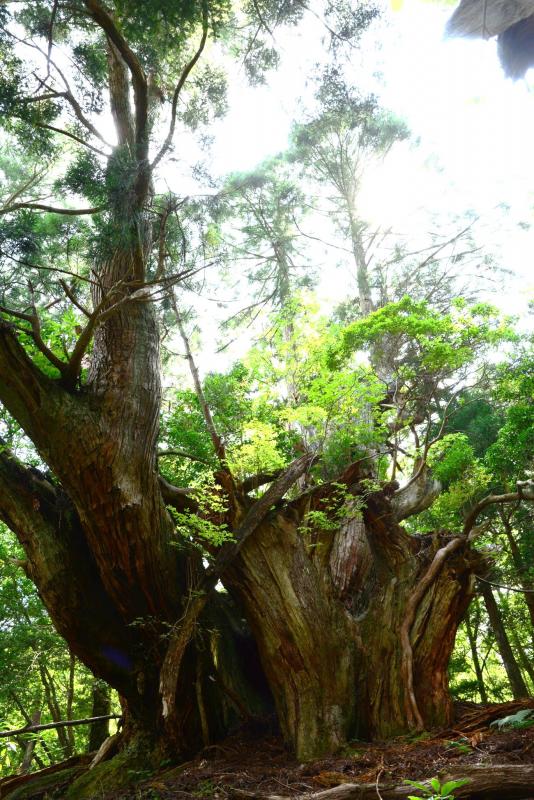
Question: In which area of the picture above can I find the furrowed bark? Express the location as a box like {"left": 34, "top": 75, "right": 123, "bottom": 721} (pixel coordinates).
{"left": 225, "top": 469, "right": 485, "bottom": 756}
{"left": 0, "top": 444, "right": 137, "bottom": 695}
{"left": 225, "top": 506, "right": 359, "bottom": 761}
{"left": 159, "top": 456, "right": 314, "bottom": 738}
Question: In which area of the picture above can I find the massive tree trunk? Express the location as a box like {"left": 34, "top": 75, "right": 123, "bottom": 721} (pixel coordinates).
{"left": 0, "top": 20, "right": 231, "bottom": 761}
{"left": 0, "top": 346, "right": 487, "bottom": 767}
{"left": 224, "top": 467, "right": 485, "bottom": 760}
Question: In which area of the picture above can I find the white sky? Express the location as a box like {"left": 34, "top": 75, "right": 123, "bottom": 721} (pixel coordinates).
{"left": 196, "top": 0, "right": 534, "bottom": 329}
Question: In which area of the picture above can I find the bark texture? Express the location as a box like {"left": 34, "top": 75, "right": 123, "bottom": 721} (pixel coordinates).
{"left": 224, "top": 468, "right": 485, "bottom": 758}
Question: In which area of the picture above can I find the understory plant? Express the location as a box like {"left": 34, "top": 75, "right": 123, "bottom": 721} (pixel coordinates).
{"left": 405, "top": 777, "right": 470, "bottom": 800}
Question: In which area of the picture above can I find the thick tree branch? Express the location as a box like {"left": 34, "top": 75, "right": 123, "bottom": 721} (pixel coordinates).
{"left": 462, "top": 484, "right": 533, "bottom": 538}
{"left": 0, "top": 321, "right": 65, "bottom": 439}
{"left": 208, "top": 454, "right": 315, "bottom": 580}
{"left": 0, "top": 304, "right": 67, "bottom": 375}
{"left": 152, "top": 4, "right": 209, "bottom": 170}
{"left": 105, "top": 38, "right": 135, "bottom": 149}
{"left": 0, "top": 202, "right": 105, "bottom": 216}
{"left": 239, "top": 469, "right": 284, "bottom": 494}
{"left": 400, "top": 536, "right": 465, "bottom": 730}
{"left": 398, "top": 478, "right": 534, "bottom": 731}
{"left": 391, "top": 465, "right": 441, "bottom": 521}
{"left": 0, "top": 441, "right": 136, "bottom": 694}
{"left": 83, "top": 0, "right": 148, "bottom": 150}
{"left": 159, "top": 476, "right": 199, "bottom": 513}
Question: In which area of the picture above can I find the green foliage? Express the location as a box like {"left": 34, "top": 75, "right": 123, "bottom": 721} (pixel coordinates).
{"left": 490, "top": 709, "right": 534, "bottom": 729}
{"left": 419, "top": 462, "right": 493, "bottom": 532}
{"left": 299, "top": 484, "right": 357, "bottom": 535}
{"left": 445, "top": 739, "right": 471, "bottom": 755}
{"left": 444, "top": 397, "right": 502, "bottom": 459}
{"left": 0, "top": 524, "right": 104, "bottom": 777}
{"left": 419, "top": 433, "right": 493, "bottom": 529}
{"left": 227, "top": 421, "right": 285, "bottom": 479}
{"left": 485, "top": 348, "right": 534, "bottom": 483}
{"left": 428, "top": 434, "right": 476, "bottom": 486}
{"left": 169, "top": 476, "right": 233, "bottom": 550}
{"left": 214, "top": 157, "right": 313, "bottom": 316}
{"left": 404, "top": 777, "right": 470, "bottom": 800}
{"left": 334, "top": 298, "right": 512, "bottom": 375}
{"left": 290, "top": 66, "right": 409, "bottom": 190}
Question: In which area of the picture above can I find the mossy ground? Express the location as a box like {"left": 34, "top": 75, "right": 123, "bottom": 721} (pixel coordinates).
{"left": 3, "top": 766, "right": 84, "bottom": 799}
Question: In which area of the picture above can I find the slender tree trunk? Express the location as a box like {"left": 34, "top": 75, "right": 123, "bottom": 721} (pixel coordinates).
{"left": 501, "top": 513, "right": 534, "bottom": 634}
{"left": 18, "top": 711, "right": 41, "bottom": 775}
{"left": 465, "top": 608, "right": 488, "bottom": 703}
{"left": 346, "top": 204, "right": 373, "bottom": 317}
{"left": 508, "top": 625, "right": 534, "bottom": 690}
{"left": 478, "top": 582, "right": 529, "bottom": 699}
{"left": 88, "top": 682, "right": 112, "bottom": 752}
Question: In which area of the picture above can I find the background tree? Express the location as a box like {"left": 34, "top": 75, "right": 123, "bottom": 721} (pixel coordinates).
{"left": 290, "top": 67, "right": 409, "bottom": 316}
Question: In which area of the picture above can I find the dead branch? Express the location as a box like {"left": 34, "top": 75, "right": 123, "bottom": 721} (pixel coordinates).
{"left": 0, "top": 715, "right": 121, "bottom": 740}
{"left": 475, "top": 574, "right": 534, "bottom": 594}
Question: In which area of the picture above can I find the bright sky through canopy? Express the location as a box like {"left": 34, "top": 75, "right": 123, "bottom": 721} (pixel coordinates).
{"left": 205, "top": 0, "right": 534, "bottom": 321}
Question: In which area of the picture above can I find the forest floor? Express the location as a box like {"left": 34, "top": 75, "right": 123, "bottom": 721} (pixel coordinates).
{"left": 113, "top": 700, "right": 534, "bottom": 799}
{"left": 2, "top": 700, "right": 533, "bottom": 799}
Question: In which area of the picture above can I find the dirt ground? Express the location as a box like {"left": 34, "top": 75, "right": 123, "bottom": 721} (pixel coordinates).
{"left": 114, "top": 700, "right": 534, "bottom": 799}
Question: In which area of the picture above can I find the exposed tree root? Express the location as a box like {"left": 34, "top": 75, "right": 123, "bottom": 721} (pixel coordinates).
{"left": 0, "top": 753, "right": 91, "bottom": 799}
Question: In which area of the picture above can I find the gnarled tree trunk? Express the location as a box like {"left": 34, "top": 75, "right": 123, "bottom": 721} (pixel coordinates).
{"left": 224, "top": 468, "right": 485, "bottom": 760}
